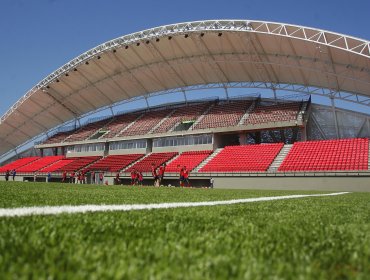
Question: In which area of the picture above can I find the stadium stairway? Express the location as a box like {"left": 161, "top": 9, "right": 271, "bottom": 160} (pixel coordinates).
{"left": 193, "top": 148, "right": 223, "bottom": 172}
{"left": 149, "top": 109, "right": 176, "bottom": 134}
{"left": 116, "top": 113, "right": 144, "bottom": 137}
{"left": 189, "top": 103, "right": 215, "bottom": 130}
{"left": 267, "top": 144, "right": 293, "bottom": 172}
{"left": 238, "top": 99, "right": 257, "bottom": 125}
{"left": 164, "top": 153, "right": 181, "bottom": 166}
{"left": 122, "top": 153, "right": 152, "bottom": 172}
{"left": 73, "top": 156, "right": 103, "bottom": 172}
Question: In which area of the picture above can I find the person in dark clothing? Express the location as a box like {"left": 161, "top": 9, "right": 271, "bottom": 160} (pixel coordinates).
{"left": 12, "top": 169, "right": 16, "bottom": 181}
{"left": 5, "top": 170, "right": 10, "bottom": 181}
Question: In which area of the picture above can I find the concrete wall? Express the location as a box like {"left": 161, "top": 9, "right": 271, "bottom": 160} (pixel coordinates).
{"left": 214, "top": 176, "right": 370, "bottom": 192}
{"left": 152, "top": 144, "right": 213, "bottom": 153}
{"left": 109, "top": 148, "right": 147, "bottom": 155}
{"left": 2, "top": 174, "right": 369, "bottom": 192}
{"left": 66, "top": 151, "right": 104, "bottom": 157}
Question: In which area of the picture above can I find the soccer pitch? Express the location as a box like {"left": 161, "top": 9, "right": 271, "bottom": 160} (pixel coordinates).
{"left": 0, "top": 182, "right": 369, "bottom": 279}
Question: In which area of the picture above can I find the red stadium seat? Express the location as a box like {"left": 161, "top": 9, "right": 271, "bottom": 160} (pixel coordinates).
{"left": 278, "top": 138, "right": 369, "bottom": 172}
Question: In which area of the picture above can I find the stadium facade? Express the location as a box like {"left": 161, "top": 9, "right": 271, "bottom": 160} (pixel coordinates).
{"left": 0, "top": 20, "right": 369, "bottom": 190}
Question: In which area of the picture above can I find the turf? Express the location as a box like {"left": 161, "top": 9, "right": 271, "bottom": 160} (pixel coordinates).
{"left": 0, "top": 182, "right": 369, "bottom": 279}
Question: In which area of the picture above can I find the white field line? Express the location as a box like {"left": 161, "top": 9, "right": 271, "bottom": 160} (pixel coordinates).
{"left": 0, "top": 192, "right": 350, "bottom": 218}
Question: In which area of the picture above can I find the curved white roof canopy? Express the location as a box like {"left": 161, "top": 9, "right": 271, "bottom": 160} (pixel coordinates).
{"left": 0, "top": 20, "right": 369, "bottom": 156}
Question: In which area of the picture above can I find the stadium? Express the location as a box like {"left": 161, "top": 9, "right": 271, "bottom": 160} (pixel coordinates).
{"left": 0, "top": 20, "right": 369, "bottom": 190}
{"left": 0, "top": 18, "right": 370, "bottom": 279}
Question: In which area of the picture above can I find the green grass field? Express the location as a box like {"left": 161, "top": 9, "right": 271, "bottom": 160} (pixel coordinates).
{"left": 0, "top": 182, "right": 369, "bottom": 279}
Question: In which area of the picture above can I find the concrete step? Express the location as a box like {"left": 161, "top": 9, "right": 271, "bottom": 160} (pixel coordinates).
{"left": 267, "top": 144, "right": 293, "bottom": 172}
{"left": 116, "top": 113, "right": 144, "bottom": 137}
{"left": 122, "top": 153, "right": 150, "bottom": 172}
{"left": 238, "top": 99, "right": 257, "bottom": 125}
{"left": 194, "top": 148, "right": 223, "bottom": 172}
{"left": 149, "top": 109, "right": 176, "bottom": 134}
{"left": 190, "top": 103, "right": 215, "bottom": 129}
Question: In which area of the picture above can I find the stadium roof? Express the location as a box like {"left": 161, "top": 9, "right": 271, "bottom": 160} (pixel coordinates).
{"left": 0, "top": 19, "right": 369, "bottom": 156}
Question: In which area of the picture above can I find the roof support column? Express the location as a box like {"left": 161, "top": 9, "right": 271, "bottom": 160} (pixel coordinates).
{"left": 109, "top": 106, "right": 115, "bottom": 117}
{"left": 13, "top": 148, "right": 18, "bottom": 159}
{"left": 182, "top": 90, "right": 188, "bottom": 104}
{"left": 330, "top": 95, "right": 340, "bottom": 139}
{"left": 224, "top": 86, "right": 229, "bottom": 101}
{"left": 272, "top": 87, "right": 277, "bottom": 103}
{"left": 144, "top": 96, "right": 150, "bottom": 109}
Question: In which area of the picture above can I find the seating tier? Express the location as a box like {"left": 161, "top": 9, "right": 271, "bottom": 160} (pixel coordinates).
{"left": 244, "top": 102, "right": 301, "bottom": 125}
{"left": 16, "top": 156, "right": 65, "bottom": 172}
{"left": 194, "top": 100, "right": 252, "bottom": 130}
{"left": 166, "top": 151, "right": 213, "bottom": 172}
{"left": 0, "top": 157, "right": 40, "bottom": 172}
{"left": 86, "top": 154, "right": 144, "bottom": 172}
{"left": 200, "top": 143, "right": 284, "bottom": 172}
{"left": 128, "top": 152, "right": 178, "bottom": 172}
{"left": 278, "top": 138, "right": 369, "bottom": 171}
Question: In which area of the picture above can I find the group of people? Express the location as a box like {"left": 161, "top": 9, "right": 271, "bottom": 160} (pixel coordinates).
{"left": 151, "top": 163, "right": 166, "bottom": 187}
{"left": 4, "top": 169, "right": 16, "bottom": 181}
{"left": 128, "top": 169, "right": 144, "bottom": 186}
{"left": 4, "top": 163, "right": 196, "bottom": 187}
{"left": 57, "top": 170, "right": 105, "bottom": 184}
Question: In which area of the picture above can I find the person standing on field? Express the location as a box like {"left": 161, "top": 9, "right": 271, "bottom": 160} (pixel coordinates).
{"left": 62, "top": 171, "right": 67, "bottom": 183}
{"left": 183, "top": 166, "right": 190, "bottom": 187}
{"left": 178, "top": 165, "right": 184, "bottom": 187}
{"left": 210, "top": 177, "right": 214, "bottom": 189}
{"left": 138, "top": 171, "right": 143, "bottom": 186}
{"left": 151, "top": 164, "right": 159, "bottom": 187}
{"left": 5, "top": 170, "right": 10, "bottom": 181}
{"left": 159, "top": 163, "right": 166, "bottom": 185}
{"left": 70, "top": 172, "right": 75, "bottom": 183}
{"left": 99, "top": 172, "right": 104, "bottom": 185}
{"left": 91, "top": 171, "right": 95, "bottom": 184}
{"left": 12, "top": 169, "right": 16, "bottom": 181}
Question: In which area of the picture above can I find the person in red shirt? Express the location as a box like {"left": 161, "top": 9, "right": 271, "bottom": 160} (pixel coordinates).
{"left": 138, "top": 171, "right": 143, "bottom": 186}
{"left": 183, "top": 166, "right": 190, "bottom": 187}
{"left": 151, "top": 164, "right": 159, "bottom": 187}
{"left": 179, "top": 165, "right": 184, "bottom": 187}
{"left": 99, "top": 172, "right": 104, "bottom": 185}
{"left": 159, "top": 163, "right": 166, "bottom": 185}
{"left": 81, "top": 171, "right": 86, "bottom": 184}
{"left": 131, "top": 169, "right": 137, "bottom": 186}
{"left": 70, "top": 172, "right": 75, "bottom": 184}
{"left": 91, "top": 171, "right": 95, "bottom": 184}
{"left": 62, "top": 171, "right": 67, "bottom": 183}
{"left": 115, "top": 172, "right": 120, "bottom": 185}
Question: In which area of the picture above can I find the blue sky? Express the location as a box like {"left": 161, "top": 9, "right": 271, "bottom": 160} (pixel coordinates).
{"left": 0, "top": 0, "right": 369, "bottom": 117}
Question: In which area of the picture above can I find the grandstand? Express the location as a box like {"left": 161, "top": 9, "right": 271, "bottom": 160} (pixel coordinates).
{"left": 0, "top": 20, "right": 369, "bottom": 191}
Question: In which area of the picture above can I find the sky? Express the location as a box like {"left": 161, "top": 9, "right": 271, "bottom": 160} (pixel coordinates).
{"left": 0, "top": 0, "right": 369, "bottom": 118}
